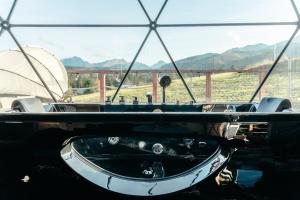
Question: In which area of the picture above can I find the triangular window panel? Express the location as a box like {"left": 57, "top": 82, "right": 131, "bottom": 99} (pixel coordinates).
{"left": 158, "top": 26, "right": 295, "bottom": 103}
{"left": 10, "top": 0, "right": 148, "bottom": 24}
{"left": 0, "top": 30, "right": 16, "bottom": 51}
{"left": 115, "top": 31, "right": 194, "bottom": 104}
{"left": 140, "top": 0, "right": 166, "bottom": 21}
{"left": 0, "top": 0, "right": 14, "bottom": 20}
{"left": 12, "top": 27, "right": 148, "bottom": 103}
{"left": 255, "top": 30, "right": 300, "bottom": 111}
{"left": 159, "top": 0, "right": 297, "bottom": 24}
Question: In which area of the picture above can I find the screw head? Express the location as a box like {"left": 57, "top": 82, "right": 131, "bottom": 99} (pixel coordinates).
{"left": 150, "top": 22, "right": 157, "bottom": 30}
{"left": 1, "top": 20, "right": 9, "bottom": 30}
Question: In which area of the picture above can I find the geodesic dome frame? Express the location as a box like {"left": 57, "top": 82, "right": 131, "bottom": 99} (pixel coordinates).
{"left": 0, "top": 0, "right": 300, "bottom": 103}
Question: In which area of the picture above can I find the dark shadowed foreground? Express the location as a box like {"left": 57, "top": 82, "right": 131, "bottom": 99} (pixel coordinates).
{"left": 0, "top": 165, "right": 299, "bottom": 200}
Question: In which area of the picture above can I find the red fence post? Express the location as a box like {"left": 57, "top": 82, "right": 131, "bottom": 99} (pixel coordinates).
{"left": 259, "top": 70, "right": 266, "bottom": 100}
{"left": 206, "top": 72, "right": 212, "bottom": 103}
{"left": 152, "top": 72, "right": 158, "bottom": 103}
{"left": 99, "top": 72, "right": 106, "bottom": 103}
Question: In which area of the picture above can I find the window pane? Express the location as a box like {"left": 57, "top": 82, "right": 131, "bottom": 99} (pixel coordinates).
{"left": 160, "top": 0, "right": 297, "bottom": 24}
{"left": 115, "top": 32, "right": 192, "bottom": 104}
{"left": 1, "top": 0, "right": 299, "bottom": 105}
{"left": 11, "top": 0, "right": 148, "bottom": 24}
{"left": 158, "top": 26, "right": 295, "bottom": 103}
{"left": 11, "top": 27, "right": 148, "bottom": 103}
{"left": 140, "top": 0, "right": 166, "bottom": 21}
{"left": 0, "top": 0, "right": 14, "bottom": 20}
{"left": 0, "top": 31, "right": 16, "bottom": 51}
{"left": 255, "top": 31, "right": 300, "bottom": 111}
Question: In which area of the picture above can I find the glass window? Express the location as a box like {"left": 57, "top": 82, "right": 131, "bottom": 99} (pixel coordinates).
{"left": 0, "top": 0, "right": 299, "bottom": 105}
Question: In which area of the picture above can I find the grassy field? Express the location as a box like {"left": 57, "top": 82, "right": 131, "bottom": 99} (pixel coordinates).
{"left": 72, "top": 70, "right": 300, "bottom": 110}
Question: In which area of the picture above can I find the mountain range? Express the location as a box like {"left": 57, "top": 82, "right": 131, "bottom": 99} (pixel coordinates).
{"left": 62, "top": 36, "right": 300, "bottom": 71}
{"left": 62, "top": 57, "right": 149, "bottom": 70}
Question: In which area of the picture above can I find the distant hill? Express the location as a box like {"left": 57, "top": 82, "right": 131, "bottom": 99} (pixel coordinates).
{"left": 230, "top": 43, "right": 269, "bottom": 52}
{"left": 62, "top": 58, "right": 150, "bottom": 70}
{"left": 160, "top": 37, "right": 300, "bottom": 70}
{"left": 160, "top": 44, "right": 275, "bottom": 70}
{"left": 62, "top": 36, "right": 300, "bottom": 71}
{"left": 62, "top": 56, "right": 93, "bottom": 68}
{"left": 151, "top": 60, "right": 167, "bottom": 69}
{"left": 94, "top": 59, "right": 149, "bottom": 70}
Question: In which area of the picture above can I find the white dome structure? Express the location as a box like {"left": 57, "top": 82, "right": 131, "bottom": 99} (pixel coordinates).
{"left": 0, "top": 47, "right": 68, "bottom": 100}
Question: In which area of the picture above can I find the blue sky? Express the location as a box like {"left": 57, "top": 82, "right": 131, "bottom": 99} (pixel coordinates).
{"left": 0, "top": 0, "right": 299, "bottom": 65}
